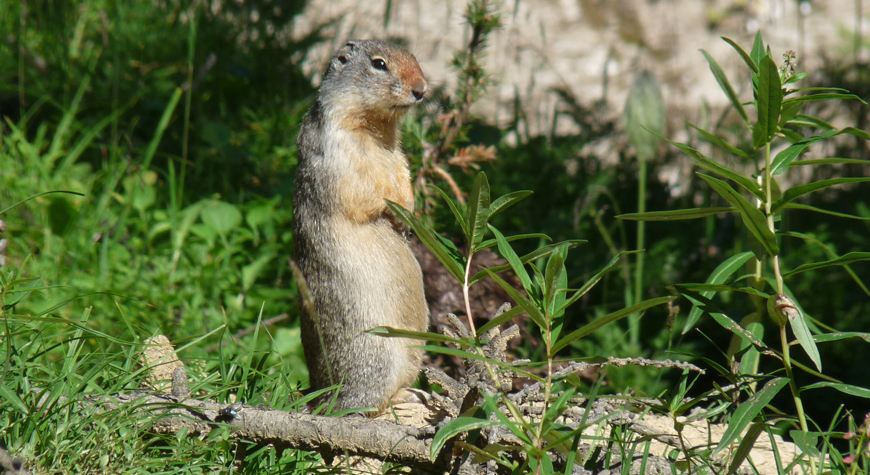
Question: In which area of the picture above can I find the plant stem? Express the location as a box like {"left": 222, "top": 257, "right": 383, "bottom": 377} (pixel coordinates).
{"left": 767, "top": 142, "right": 814, "bottom": 473}
{"left": 631, "top": 160, "right": 647, "bottom": 346}
{"left": 463, "top": 249, "right": 477, "bottom": 336}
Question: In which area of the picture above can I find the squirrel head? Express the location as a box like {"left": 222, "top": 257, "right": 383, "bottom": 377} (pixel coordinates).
{"left": 319, "top": 40, "right": 427, "bottom": 124}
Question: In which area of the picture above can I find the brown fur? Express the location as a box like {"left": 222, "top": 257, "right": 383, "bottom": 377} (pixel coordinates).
{"left": 294, "top": 40, "right": 429, "bottom": 413}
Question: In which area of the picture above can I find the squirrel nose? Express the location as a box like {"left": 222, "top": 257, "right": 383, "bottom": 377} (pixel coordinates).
{"left": 412, "top": 79, "right": 427, "bottom": 102}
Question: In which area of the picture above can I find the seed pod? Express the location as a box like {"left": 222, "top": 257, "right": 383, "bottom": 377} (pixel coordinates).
{"left": 767, "top": 293, "right": 799, "bottom": 327}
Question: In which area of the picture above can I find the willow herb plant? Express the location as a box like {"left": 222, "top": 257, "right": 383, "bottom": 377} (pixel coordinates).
{"left": 619, "top": 32, "right": 870, "bottom": 473}
{"left": 378, "top": 172, "right": 676, "bottom": 472}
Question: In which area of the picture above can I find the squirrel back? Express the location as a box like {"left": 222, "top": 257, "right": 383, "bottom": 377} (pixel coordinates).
{"left": 294, "top": 40, "right": 429, "bottom": 414}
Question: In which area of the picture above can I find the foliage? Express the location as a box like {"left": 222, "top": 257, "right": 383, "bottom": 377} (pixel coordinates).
{"left": 2, "top": 0, "right": 870, "bottom": 473}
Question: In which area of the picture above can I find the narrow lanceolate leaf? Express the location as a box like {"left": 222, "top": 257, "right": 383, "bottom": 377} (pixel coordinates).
{"left": 688, "top": 122, "right": 750, "bottom": 158}
{"left": 749, "top": 31, "right": 765, "bottom": 75}
{"left": 713, "top": 377, "right": 789, "bottom": 456}
{"left": 678, "top": 251, "right": 754, "bottom": 334}
{"left": 803, "top": 382, "right": 870, "bottom": 399}
{"left": 551, "top": 296, "right": 676, "bottom": 355}
{"left": 770, "top": 129, "right": 838, "bottom": 175}
{"left": 368, "top": 326, "right": 467, "bottom": 346}
{"left": 781, "top": 93, "right": 868, "bottom": 106}
{"left": 476, "top": 233, "right": 552, "bottom": 252}
{"left": 786, "top": 294, "right": 822, "bottom": 372}
{"left": 771, "top": 128, "right": 870, "bottom": 175}
{"left": 655, "top": 132, "right": 764, "bottom": 200}
{"left": 786, "top": 113, "right": 835, "bottom": 130}
{"left": 489, "top": 225, "right": 533, "bottom": 293}
{"left": 783, "top": 252, "right": 870, "bottom": 277}
{"left": 789, "top": 158, "right": 869, "bottom": 167}
{"left": 466, "top": 172, "right": 491, "bottom": 249}
{"left": 700, "top": 50, "right": 749, "bottom": 124}
{"left": 771, "top": 177, "right": 870, "bottom": 214}
{"left": 699, "top": 174, "right": 779, "bottom": 256}
{"left": 489, "top": 190, "right": 533, "bottom": 219}
{"left": 469, "top": 240, "right": 585, "bottom": 285}
{"left": 752, "top": 55, "right": 783, "bottom": 149}
{"left": 431, "top": 417, "right": 498, "bottom": 461}
{"left": 813, "top": 332, "right": 870, "bottom": 344}
{"left": 386, "top": 201, "right": 465, "bottom": 281}
{"left": 727, "top": 422, "right": 767, "bottom": 475}
{"left": 722, "top": 36, "right": 758, "bottom": 74}
{"left": 616, "top": 207, "right": 736, "bottom": 221}
{"left": 484, "top": 270, "right": 547, "bottom": 331}
{"left": 427, "top": 184, "right": 468, "bottom": 237}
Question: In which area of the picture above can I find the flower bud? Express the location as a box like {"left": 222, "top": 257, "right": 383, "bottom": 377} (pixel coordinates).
{"left": 767, "top": 294, "right": 799, "bottom": 327}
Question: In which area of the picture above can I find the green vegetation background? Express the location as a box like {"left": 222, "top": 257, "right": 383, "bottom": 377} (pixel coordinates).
{"left": 1, "top": 0, "right": 869, "bottom": 472}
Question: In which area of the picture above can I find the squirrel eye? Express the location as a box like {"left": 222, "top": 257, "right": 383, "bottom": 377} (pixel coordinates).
{"left": 337, "top": 55, "right": 348, "bottom": 65}
{"left": 371, "top": 58, "right": 388, "bottom": 71}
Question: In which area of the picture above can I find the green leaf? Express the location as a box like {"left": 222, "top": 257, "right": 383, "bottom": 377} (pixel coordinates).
{"left": 466, "top": 173, "right": 491, "bottom": 249}
{"left": 722, "top": 36, "right": 758, "bottom": 73}
{"left": 771, "top": 128, "right": 870, "bottom": 175}
{"left": 688, "top": 122, "right": 750, "bottom": 158}
{"left": 470, "top": 240, "right": 585, "bottom": 285}
{"left": 656, "top": 133, "right": 764, "bottom": 200}
{"left": 749, "top": 32, "right": 765, "bottom": 74}
{"left": 803, "top": 382, "right": 870, "bottom": 399}
{"left": 554, "top": 251, "right": 640, "bottom": 316}
{"left": 727, "top": 422, "right": 767, "bottom": 475}
{"left": 812, "top": 332, "right": 870, "bottom": 344}
{"left": 786, "top": 113, "right": 835, "bottom": 130}
{"left": 543, "top": 245, "right": 567, "bottom": 315}
{"left": 476, "top": 305, "right": 525, "bottom": 336}
{"left": 783, "top": 203, "right": 870, "bottom": 221}
{"left": 387, "top": 201, "right": 465, "bottom": 281}
{"left": 431, "top": 417, "right": 498, "bottom": 460}
{"left": 476, "top": 233, "right": 551, "bottom": 252}
{"left": 699, "top": 50, "right": 749, "bottom": 124}
{"left": 770, "top": 129, "right": 838, "bottom": 175}
{"left": 751, "top": 55, "right": 782, "bottom": 149}
{"left": 489, "top": 225, "right": 533, "bottom": 294}
{"left": 713, "top": 377, "right": 789, "bottom": 455}
{"left": 484, "top": 270, "right": 547, "bottom": 331}
{"left": 241, "top": 253, "right": 275, "bottom": 290}
{"left": 788, "top": 158, "right": 869, "bottom": 167}
{"left": 789, "top": 430, "right": 820, "bottom": 457}
{"left": 616, "top": 207, "right": 736, "bottom": 221}
{"left": 781, "top": 93, "right": 868, "bottom": 106}
{"left": 699, "top": 174, "right": 779, "bottom": 256}
{"left": 786, "top": 294, "right": 822, "bottom": 372}
{"left": 675, "top": 283, "right": 769, "bottom": 299}
{"left": 778, "top": 100, "right": 803, "bottom": 126}
{"left": 772, "top": 178, "right": 870, "bottom": 214}
{"left": 677, "top": 251, "right": 754, "bottom": 333}
{"left": 201, "top": 200, "right": 242, "bottom": 239}
{"left": 489, "top": 190, "right": 533, "bottom": 218}
{"left": 427, "top": 184, "right": 468, "bottom": 237}
{"left": 551, "top": 296, "right": 676, "bottom": 355}
{"left": 783, "top": 252, "right": 870, "bottom": 278}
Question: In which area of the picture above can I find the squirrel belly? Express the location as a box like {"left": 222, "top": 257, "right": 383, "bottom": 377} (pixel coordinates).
{"left": 293, "top": 40, "right": 429, "bottom": 413}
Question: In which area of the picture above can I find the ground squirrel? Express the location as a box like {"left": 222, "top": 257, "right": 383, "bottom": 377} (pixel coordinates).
{"left": 294, "top": 40, "right": 429, "bottom": 414}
